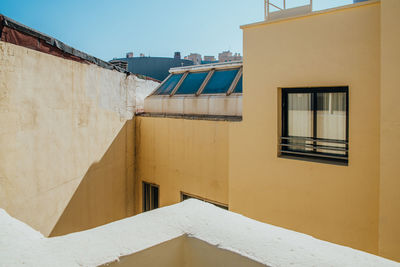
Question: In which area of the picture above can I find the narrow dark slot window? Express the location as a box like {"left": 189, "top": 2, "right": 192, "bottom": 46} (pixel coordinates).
{"left": 143, "top": 182, "right": 159, "bottom": 212}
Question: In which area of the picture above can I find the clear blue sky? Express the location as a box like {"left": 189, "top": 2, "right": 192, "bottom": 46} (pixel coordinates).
{"left": 0, "top": 0, "right": 352, "bottom": 61}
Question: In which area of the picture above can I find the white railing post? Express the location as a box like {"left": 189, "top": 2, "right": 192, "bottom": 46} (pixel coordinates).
{"left": 265, "top": 0, "right": 312, "bottom": 21}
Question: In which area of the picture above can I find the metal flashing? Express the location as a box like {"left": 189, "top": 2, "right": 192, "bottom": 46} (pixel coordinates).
{"left": 170, "top": 61, "right": 242, "bottom": 73}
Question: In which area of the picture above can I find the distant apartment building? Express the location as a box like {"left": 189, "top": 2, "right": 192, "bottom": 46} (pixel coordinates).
{"left": 218, "top": 50, "right": 242, "bottom": 62}
{"left": 187, "top": 53, "right": 202, "bottom": 65}
{"left": 204, "top": 55, "right": 216, "bottom": 62}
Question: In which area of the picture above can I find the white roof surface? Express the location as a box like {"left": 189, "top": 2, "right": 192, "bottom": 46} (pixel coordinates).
{"left": 0, "top": 199, "right": 399, "bottom": 267}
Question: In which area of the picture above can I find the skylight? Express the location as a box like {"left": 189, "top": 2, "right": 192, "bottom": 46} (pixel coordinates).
{"left": 152, "top": 66, "right": 243, "bottom": 96}
{"left": 154, "top": 73, "right": 183, "bottom": 95}
{"left": 175, "top": 72, "right": 208, "bottom": 95}
{"left": 202, "top": 69, "right": 239, "bottom": 95}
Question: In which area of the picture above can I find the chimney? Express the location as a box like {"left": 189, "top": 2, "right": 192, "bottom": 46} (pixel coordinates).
{"left": 174, "top": 52, "right": 181, "bottom": 60}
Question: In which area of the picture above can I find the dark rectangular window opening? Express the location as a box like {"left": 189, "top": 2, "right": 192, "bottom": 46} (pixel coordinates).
{"left": 181, "top": 192, "right": 228, "bottom": 210}
{"left": 280, "top": 87, "right": 349, "bottom": 165}
{"left": 143, "top": 182, "right": 159, "bottom": 212}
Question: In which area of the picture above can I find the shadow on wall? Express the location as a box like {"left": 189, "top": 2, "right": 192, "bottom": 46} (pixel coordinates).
{"left": 101, "top": 235, "right": 265, "bottom": 267}
{"left": 50, "top": 120, "right": 135, "bottom": 237}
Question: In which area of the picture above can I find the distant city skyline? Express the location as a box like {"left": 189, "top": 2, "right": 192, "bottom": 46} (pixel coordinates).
{"left": 1, "top": 0, "right": 353, "bottom": 61}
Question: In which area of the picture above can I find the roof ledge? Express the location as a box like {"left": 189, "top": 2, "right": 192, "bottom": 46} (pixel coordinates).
{"left": 240, "top": 0, "right": 380, "bottom": 29}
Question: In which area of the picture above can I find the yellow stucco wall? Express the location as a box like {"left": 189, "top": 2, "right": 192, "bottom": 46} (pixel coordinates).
{"left": 0, "top": 41, "right": 144, "bottom": 236}
{"left": 235, "top": 2, "right": 381, "bottom": 255}
{"left": 379, "top": 0, "right": 400, "bottom": 261}
{"left": 135, "top": 116, "right": 230, "bottom": 212}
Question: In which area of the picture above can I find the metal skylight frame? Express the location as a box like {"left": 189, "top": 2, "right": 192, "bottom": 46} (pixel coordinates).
{"left": 149, "top": 73, "right": 172, "bottom": 96}
{"left": 150, "top": 61, "right": 243, "bottom": 97}
{"left": 226, "top": 67, "right": 243, "bottom": 96}
{"left": 196, "top": 69, "right": 215, "bottom": 96}
{"left": 170, "top": 72, "right": 188, "bottom": 96}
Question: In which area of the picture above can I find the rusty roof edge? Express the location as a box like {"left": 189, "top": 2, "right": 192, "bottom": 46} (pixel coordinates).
{"left": 0, "top": 14, "right": 129, "bottom": 74}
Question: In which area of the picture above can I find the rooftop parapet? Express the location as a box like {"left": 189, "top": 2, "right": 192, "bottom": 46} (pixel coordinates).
{"left": 264, "top": 0, "right": 312, "bottom": 21}
{"left": 264, "top": 0, "right": 371, "bottom": 22}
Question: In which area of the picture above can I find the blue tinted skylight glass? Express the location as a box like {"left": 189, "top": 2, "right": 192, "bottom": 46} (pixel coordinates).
{"left": 202, "top": 69, "right": 239, "bottom": 94}
{"left": 175, "top": 72, "right": 208, "bottom": 95}
{"left": 233, "top": 76, "right": 242, "bottom": 93}
{"left": 154, "top": 74, "right": 183, "bottom": 95}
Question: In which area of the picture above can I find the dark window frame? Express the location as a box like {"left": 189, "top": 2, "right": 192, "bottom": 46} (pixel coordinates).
{"left": 142, "top": 181, "right": 159, "bottom": 212}
{"left": 280, "top": 86, "right": 349, "bottom": 165}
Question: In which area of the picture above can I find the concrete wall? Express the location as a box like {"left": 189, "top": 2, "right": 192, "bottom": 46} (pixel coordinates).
{"left": 135, "top": 116, "right": 230, "bottom": 213}
{"left": 144, "top": 95, "right": 242, "bottom": 116}
{"left": 102, "top": 236, "right": 265, "bottom": 267}
{"left": 379, "top": 0, "right": 400, "bottom": 261}
{"left": 183, "top": 237, "right": 265, "bottom": 267}
{"left": 101, "top": 236, "right": 185, "bottom": 267}
{"left": 236, "top": 2, "right": 381, "bottom": 255}
{"left": 0, "top": 41, "right": 157, "bottom": 236}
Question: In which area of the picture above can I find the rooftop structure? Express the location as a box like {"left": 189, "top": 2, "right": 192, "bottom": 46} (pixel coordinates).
{"left": 109, "top": 59, "right": 128, "bottom": 71}
{"left": 112, "top": 53, "right": 194, "bottom": 81}
{"left": 264, "top": 0, "right": 313, "bottom": 20}
{"left": 186, "top": 53, "right": 202, "bottom": 65}
{"left": 264, "top": 0, "right": 370, "bottom": 21}
{"left": 218, "top": 50, "right": 242, "bottom": 63}
{"left": 143, "top": 61, "right": 242, "bottom": 118}
{"left": 203, "top": 55, "right": 216, "bottom": 62}
{"left": 1, "top": 199, "right": 398, "bottom": 267}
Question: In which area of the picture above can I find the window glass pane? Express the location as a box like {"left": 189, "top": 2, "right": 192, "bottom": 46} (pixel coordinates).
{"left": 143, "top": 182, "right": 159, "bottom": 211}
{"left": 151, "top": 186, "right": 159, "bottom": 209}
{"left": 287, "top": 93, "right": 313, "bottom": 152}
{"left": 233, "top": 76, "right": 242, "bottom": 93}
{"left": 316, "top": 92, "right": 346, "bottom": 154}
{"left": 175, "top": 72, "right": 208, "bottom": 95}
{"left": 143, "top": 183, "right": 150, "bottom": 212}
{"left": 154, "top": 74, "right": 183, "bottom": 95}
{"left": 202, "top": 69, "right": 239, "bottom": 94}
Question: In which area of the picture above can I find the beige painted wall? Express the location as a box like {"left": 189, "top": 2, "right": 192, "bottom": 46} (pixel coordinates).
{"left": 0, "top": 41, "right": 156, "bottom": 236}
{"left": 102, "top": 236, "right": 265, "bottom": 267}
{"left": 235, "top": 2, "right": 381, "bottom": 255}
{"left": 183, "top": 237, "right": 265, "bottom": 267}
{"left": 135, "top": 116, "right": 230, "bottom": 213}
{"left": 102, "top": 236, "right": 185, "bottom": 267}
{"left": 379, "top": 0, "right": 400, "bottom": 261}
